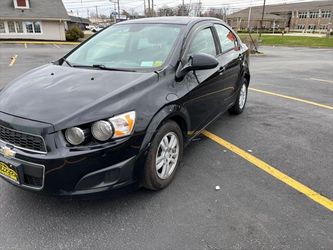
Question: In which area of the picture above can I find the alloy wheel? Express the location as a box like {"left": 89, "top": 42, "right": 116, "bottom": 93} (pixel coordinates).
{"left": 155, "top": 132, "right": 180, "bottom": 180}
{"left": 239, "top": 83, "right": 247, "bottom": 109}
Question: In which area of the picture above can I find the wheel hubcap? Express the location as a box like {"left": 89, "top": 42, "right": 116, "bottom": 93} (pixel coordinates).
{"left": 155, "top": 132, "right": 180, "bottom": 180}
{"left": 239, "top": 83, "right": 247, "bottom": 109}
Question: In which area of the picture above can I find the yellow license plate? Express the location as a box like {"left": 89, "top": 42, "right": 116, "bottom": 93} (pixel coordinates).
{"left": 0, "top": 162, "right": 19, "bottom": 183}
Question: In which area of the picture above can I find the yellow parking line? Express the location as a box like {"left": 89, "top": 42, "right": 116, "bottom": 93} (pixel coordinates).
{"left": 250, "top": 88, "right": 333, "bottom": 110}
{"left": 202, "top": 130, "right": 333, "bottom": 212}
{"left": 9, "top": 55, "right": 18, "bottom": 67}
{"left": 310, "top": 78, "right": 333, "bottom": 84}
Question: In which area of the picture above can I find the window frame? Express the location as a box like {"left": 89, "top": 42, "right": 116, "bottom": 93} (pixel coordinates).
{"left": 212, "top": 23, "right": 240, "bottom": 56}
{"left": 23, "top": 21, "right": 43, "bottom": 34}
{"left": 0, "top": 21, "right": 43, "bottom": 35}
{"left": 298, "top": 11, "right": 308, "bottom": 19}
{"left": 7, "top": 21, "right": 24, "bottom": 34}
{"left": 0, "top": 21, "right": 6, "bottom": 33}
{"left": 321, "top": 10, "right": 331, "bottom": 18}
{"left": 14, "top": 0, "right": 30, "bottom": 9}
{"left": 182, "top": 23, "right": 220, "bottom": 61}
{"left": 309, "top": 11, "right": 319, "bottom": 19}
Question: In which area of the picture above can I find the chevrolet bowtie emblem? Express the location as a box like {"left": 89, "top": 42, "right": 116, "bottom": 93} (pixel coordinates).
{"left": 0, "top": 146, "right": 16, "bottom": 159}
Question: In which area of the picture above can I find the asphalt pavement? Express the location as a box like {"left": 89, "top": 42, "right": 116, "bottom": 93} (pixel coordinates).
{"left": 0, "top": 43, "right": 332, "bottom": 250}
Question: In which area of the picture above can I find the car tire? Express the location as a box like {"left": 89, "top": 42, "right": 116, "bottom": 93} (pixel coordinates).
{"left": 143, "top": 120, "right": 183, "bottom": 191}
{"left": 228, "top": 78, "right": 248, "bottom": 115}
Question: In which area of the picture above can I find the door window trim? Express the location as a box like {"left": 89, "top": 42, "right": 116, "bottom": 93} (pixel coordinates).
{"left": 181, "top": 23, "right": 220, "bottom": 62}
{"left": 212, "top": 23, "right": 240, "bottom": 56}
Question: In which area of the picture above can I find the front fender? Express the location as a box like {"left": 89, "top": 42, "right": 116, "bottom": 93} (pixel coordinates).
{"left": 139, "top": 104, "right": 190, "bottom": 152}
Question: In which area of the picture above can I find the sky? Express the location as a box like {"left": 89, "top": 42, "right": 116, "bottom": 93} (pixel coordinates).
{"left": 62, "top": 0, "right": 326, "bottom": 17}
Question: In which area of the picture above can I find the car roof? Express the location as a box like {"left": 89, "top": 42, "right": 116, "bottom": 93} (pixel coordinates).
{"left": 121, "top": 16, "right": 223, "bottom": 26}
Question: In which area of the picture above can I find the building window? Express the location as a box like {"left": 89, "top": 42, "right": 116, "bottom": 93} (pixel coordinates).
{"left": 16, "top": 22, "right": 23, "bottom": 33}
{"left": 25, "top": 22, "right": 34, "bottom": 33}
{"left": 297, "top": 24, "right": 305, "bottom": 30}
{"left": 298, "top": 11, "right": 308, "bottom": 19}
{"left": 320, "top": 24, "right": 328, "bottom": 30}
{"left": 308, "top": 24, "right": 316, "bottom": 30}
{"left": 309, "top": 11, "right": 319, "bottom": 18}
{"left": 17, "top": 0, "right": 27, "bottom": 6}
{"left": 321, "top": 10, "right": 331, "bottom": 18}
{"left": 14, "top": 0, "right": 29, "bottom": 8}
{"left": 8, "top": 21, "right": 16, "bottom": 33}
{"left": 7, "top": 21, "right": 24, "bottom": 33}
{"left": 0, "top": 21, "right": 6, "bottom": 33}
{"left": 24, "top": 21, "right": 42, "bottom": 34}
{"left": 34, "top": 22, "right": 41, "bottom": 33}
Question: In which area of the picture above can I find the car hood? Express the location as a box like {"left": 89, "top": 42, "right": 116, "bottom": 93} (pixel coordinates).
{"left": 0, "top": 64, "right": 156, "bottom": 126}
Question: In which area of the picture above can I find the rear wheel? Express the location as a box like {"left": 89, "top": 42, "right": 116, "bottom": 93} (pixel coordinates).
{"left": 143, "top": 121, "right": 183, "bottom": 190}
{"left": 229, "top": 79, "right": 248, "bottom": 115}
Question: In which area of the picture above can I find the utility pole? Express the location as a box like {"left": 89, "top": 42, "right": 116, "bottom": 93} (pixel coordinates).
{"left": 95, "top": 6, "right": 98, "bottom": 23}
{"left": 247, "top": 0, "right": 253, "bottom": 31}
{"left": 118, "top": 0, "right": 120, "bottom": 21}
{"left": 259, "top": 0, "right": 266, "bottom": 37}
{"left": 144, "top": 0, "right": 146, "bottom": 17}
{"left": 198, "top": 0, "right": 202, "bottom": 17}
{"left": 182, "top": 0, "right": 185, "bottom": 16}
{"left": 152, "top": 0, "right": 154, "bottom": 16}
{"left": 148, "top": 0, "right": 151, "bottom": 17}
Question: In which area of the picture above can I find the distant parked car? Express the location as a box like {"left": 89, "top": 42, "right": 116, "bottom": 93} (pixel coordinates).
{"left": 92, "top": 25, "right": 104, "bottom": 32}
{"left": 85, "top": 25, "right": 95, "bottom": 31}
{"left": 0, "top": 17, "right": 250, "bottom": 196}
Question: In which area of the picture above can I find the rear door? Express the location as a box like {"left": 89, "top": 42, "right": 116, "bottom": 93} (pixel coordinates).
{"left": 213, "top": 24, "right": 243, "bottom": 107}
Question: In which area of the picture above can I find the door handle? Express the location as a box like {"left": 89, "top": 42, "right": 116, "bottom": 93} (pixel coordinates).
{"left": 218, "top": 66, "right": 225, "bottom": 75}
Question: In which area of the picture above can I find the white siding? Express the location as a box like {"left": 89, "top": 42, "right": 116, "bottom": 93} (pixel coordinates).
{"left": 0, "top": 20, "right": 66, "bottom": 41}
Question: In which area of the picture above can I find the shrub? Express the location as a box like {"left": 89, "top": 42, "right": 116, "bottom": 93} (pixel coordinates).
{"left": 66, "top": 26, "right": 84, "bottom": 41}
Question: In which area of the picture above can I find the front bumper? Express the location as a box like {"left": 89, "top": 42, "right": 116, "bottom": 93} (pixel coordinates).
{"left": 0, "top": 113, "right": 146, "bottom": 196}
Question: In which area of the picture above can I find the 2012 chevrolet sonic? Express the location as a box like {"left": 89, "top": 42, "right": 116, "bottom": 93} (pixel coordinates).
{"left": 0, "top": 17, "right": 250, "bottom": 196}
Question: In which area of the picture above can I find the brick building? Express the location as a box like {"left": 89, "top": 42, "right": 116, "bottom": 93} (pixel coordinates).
{"left": 227, "top": 1, "right": 333, "bottom": 33}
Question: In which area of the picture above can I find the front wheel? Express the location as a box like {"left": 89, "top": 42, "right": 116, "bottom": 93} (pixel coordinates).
{"left": 142, "top": 121, "right": 183, "bottom": 190}
{"left": 228, "top": 79, "right": 248, "bottom": 115}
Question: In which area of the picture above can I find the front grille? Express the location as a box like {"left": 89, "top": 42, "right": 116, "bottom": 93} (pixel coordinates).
{"left": 0, "top": 125, "right": 46, "bottom": 153}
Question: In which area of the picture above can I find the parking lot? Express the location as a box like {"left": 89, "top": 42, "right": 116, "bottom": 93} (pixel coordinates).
{"left": 0, "top": 43, "right": 332, "bottom": 249}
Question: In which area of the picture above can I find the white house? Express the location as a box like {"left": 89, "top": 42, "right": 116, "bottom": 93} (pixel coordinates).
{"left": 0, "top": 0, "right": 69, "bottom": 41}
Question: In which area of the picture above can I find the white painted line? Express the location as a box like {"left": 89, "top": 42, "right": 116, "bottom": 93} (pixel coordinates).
{"left": 310, "top": 78, "right": 333, "bottom": 84}
{"left": 24, "top": 43, "right": 27, "bottom": 49}
{"left": 53, "top": 44, "right": 61, "bottom": 49}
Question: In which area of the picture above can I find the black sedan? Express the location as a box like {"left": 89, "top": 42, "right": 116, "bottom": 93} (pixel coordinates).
{"left": 0, "top": 17, "right": 250, "bottom": 195}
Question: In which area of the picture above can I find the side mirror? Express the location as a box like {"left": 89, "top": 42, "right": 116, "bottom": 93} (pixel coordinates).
{"left": 176, "top": 53, "right": 219, "bottom": 80}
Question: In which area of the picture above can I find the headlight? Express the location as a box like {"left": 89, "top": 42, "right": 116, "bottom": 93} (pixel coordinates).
{"left": 64, "top": 111, "right": 136, "bottom": 146}
{"left": 109, "top": 111, "right": 136, "bottom": 138}
{"left": 91, "top": 120, "right": 114, "bottom": 141}
{"left": 65, "top": 127, "right": 85, "bottom": 145}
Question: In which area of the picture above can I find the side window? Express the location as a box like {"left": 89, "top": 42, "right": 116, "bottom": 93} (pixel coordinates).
{"left": 188, "top": 28, "right": 217, "bottom": 57}
{"left": 214, "top": 24, "right": 238, "bottom": 53}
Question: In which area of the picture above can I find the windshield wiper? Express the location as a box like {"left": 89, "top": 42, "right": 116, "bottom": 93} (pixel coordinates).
{"left": 92, "top": 64, "right": 136, "bottom": 72}
{"left": 61, "top": 58, "right": 73, "bottom": 67}
{"left": 71, "top": 64, "right": 136, "bottom": 72}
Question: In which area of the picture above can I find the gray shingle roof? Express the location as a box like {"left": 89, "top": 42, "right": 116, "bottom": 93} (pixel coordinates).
{"left": 228, "top": 0, "right": 333, "bottom": 19}
{"left": 69, "top": 15, "right": 90, "bottom": 24}
{"left": 0, "top": 0, "right": 69, "bottom": 20}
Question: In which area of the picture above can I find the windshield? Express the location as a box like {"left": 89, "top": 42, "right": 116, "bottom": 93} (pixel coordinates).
{"left": 66, "top": 23, "right": 183, "bottom": 70}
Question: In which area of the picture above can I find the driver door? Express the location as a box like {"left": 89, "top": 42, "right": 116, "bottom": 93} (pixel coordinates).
{"left": 180, "top": 25, "right": 225, "bottom": 135}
